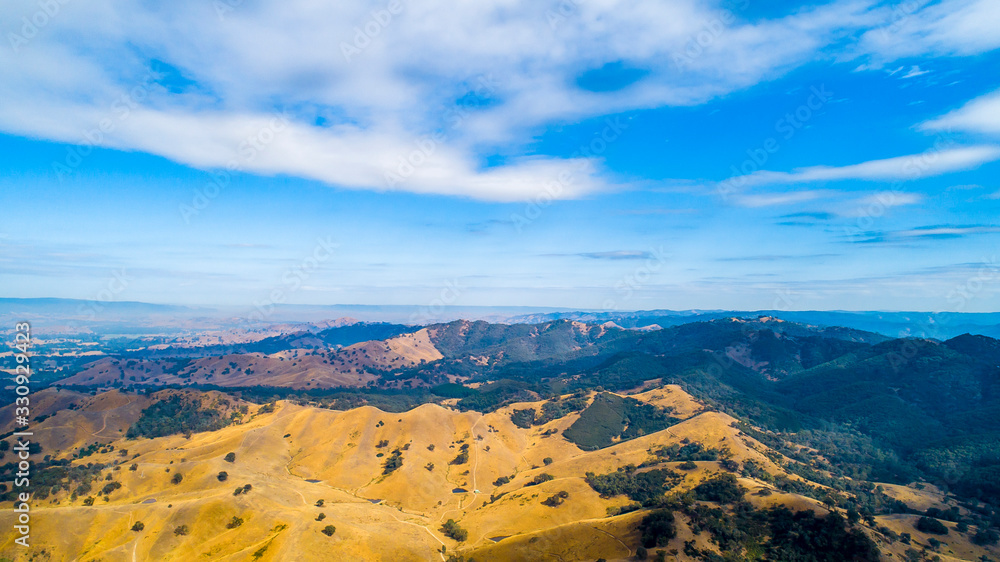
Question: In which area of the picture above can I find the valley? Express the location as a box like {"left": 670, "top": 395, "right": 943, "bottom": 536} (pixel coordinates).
{"left": 1, "top": 314, "right": 1000, "bottom": 560}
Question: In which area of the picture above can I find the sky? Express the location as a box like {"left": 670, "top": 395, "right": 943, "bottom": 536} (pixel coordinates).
{"left": 1, "top": 0, "right": 999, "bottom": 313}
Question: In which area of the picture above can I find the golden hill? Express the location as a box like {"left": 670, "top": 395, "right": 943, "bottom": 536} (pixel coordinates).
{"left": 1, "top": 385, "right": 997, "bottom": 561}
{"left": 57, "top": 329, "right": 444, "bottom": 390}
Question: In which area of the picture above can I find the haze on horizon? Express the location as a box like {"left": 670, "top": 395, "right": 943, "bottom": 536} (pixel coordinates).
{"left": 1, "top": 0, "right": 999, "bottom": 312}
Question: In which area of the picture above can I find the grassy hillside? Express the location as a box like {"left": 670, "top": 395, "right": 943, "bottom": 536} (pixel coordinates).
{"left": 2, "top": 383, "right": 998, "bottom": 561}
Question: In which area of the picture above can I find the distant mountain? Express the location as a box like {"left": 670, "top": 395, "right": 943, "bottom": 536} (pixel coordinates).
{"left": 506, "top": 309, "right": 1000, "bottom": 339}
{"left": 9, "top": 315, "right": 1000, "bottom": 560}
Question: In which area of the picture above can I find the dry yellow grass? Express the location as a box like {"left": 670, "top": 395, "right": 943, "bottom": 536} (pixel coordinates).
{"left": 4, "top": 385, "right": 992, "bottom": 561}
{"left": 57, "top": 329, "right": 445, "bottom": 390}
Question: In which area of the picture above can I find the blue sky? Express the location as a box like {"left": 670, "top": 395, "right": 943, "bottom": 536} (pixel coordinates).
{"left": 1, "top": 0, "right": 999, "bottom": 312}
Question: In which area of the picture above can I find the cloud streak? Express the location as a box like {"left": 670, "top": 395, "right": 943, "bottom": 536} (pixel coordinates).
{"left": 921, "top": 89, "right": 1000, "bottom": 136}
{"left": 731, "top": 146, "right": 1000, "bottom": 189}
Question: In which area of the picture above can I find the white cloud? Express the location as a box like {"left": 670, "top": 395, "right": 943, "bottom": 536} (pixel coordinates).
{"left": 897, "top": 226, "right": 1000, "bottom": 238}
{"left": 899, "top": 65, "right": 929, "bottom": 79}
{"left": 732, "top": 146, "right": 1000, "bottom": 187}
{"left": 837, "top": 191, "right": 924, "bottom": 217}
{"left": 2, "top": 0, "right": 996, "bottom": 201}
{"left": 0, "top": 0, "right": 884, "bottom": 201}
{"left": 857, "top": 0, "right": 1000, "bottom": 62}
{"left": 734, "top": 190, "right": 834, "bottom": 207}
{"left": 920, "top": 89, "right": 1000, "bottom": 135}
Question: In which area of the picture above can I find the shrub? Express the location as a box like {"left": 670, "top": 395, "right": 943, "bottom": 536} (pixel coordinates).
{"left": 678, "top": 461, "right": 698, "bottom": 470}
{"left": 916, "top": 516, "right": 948, "bottom": 535}
{"left": 542, "top": 491, "right": 569, "bottom": 507}
{"left": 585, "top": 467, "right": 682, "bottom": 506}
{"left": 226, "top": 516, "right": 244, "bottom": 529}
{"left": 322, "top": 525, "right": 336, "bottom": 536}
{"left": 382, "top": 449, "right": 404, "bottom": 475}
{"left": 640, "top": 510, "right": 677, "bottom": 548}
{"left": 131, "top": 521, "right": 145, "bottom": 531}
{"left": 441, "top": 519, "right": 468, "bottom": 542}
{"left": 510, "top": 408, "right": 536, "bottom": 428}
{"left": 526, "top": 473, "right": 554, "bottom": 486}
{"left": 126, "top": 395, "right": 233, "bottom": 439}
{"left": 693, "top": 473, "right": 745, "bottom": 504}
{"left": 973, "top": 528, "right": 999, "bottom": 546}
{"left": 174, "top": 525, "right": 189, "bottom": 536}
{"left": 449, "top": 443, "right": 471, "bottom": 465}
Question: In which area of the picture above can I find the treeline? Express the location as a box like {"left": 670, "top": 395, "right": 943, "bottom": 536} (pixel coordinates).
{"left": 126, "top": 395, "right": 234, "bottom": 439}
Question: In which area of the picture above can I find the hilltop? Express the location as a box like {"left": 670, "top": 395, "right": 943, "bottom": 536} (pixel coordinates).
{"left": 0, "top": 381, "right": 996, "bottom": 561}
{"left": 2, "top": 317, "right": 1000, "bottom": 560}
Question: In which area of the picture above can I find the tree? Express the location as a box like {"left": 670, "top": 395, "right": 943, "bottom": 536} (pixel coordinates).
{"left": 441, "top": 519, "right": 468, "bottom": 542}
{"left": 973, "top": 528, "right": 999, "bottom": 546}
{"left": 217, "top": 471, "right": 228, "bottom": 482}
{"left": 224, "top": 452, "right": 236, "bottom": 463}
{"left": 636, "top": 545, "right": 648, "bottom": 560}
{"left": 322, "top": 525, "right": 336, "bottom": 536}
{"left": 640, "top": 510, "right": 677, "bottom": 548}
{"left": 692, "top": 473, "right": 744, "bottom": 504}
{"left": 171, "top": 473, "right": 183, "bottom": 485}
{"left": 916, "top": 516, "right": 948, "bottom": 535}
{"left": 174, "top": 525, "right": 189, "bottom": 536}
{"left": 131, "top": 521, "right": 144, "bottom": 531}
{"left": 315, "top": 499, "right": 325, "bottom": 507}
{"left": 316, "top": 513, "right": 326, "bottom": 521}
{"left": 543, "top": 457, "right": 553, "bottom": 466}
{"left": 226, "top": 516, "right": 244, "bottom": 529}
{"left": 542, "top": 491, "right": 570, "bottom": 506}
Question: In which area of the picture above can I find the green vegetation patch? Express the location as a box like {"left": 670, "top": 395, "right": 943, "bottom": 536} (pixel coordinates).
{"left": 585, "top": 465, "right": 682, "bottom": 506}
{"left": 563, "top": 392, "right": 678, "bottom": 450}
{"left": 126, "top": 394, "right": 233, "bottom": 439}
